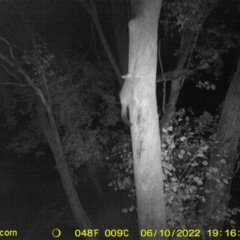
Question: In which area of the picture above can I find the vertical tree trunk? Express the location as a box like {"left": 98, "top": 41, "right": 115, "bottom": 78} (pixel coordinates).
{"left": 160, "top": 2, "right": 216, "bottom": 128}
{"left": 202, "top": 56, "right": 240, "bottom": 231}
{"left": 161, "top": 29, "right": 195, "bottom": 128}
{"left": 128, "top": 0, "right": 166, "bottom": 234}
{"left": 37, "top": 101, "right": 97, "bottom": 237}
{"left": 0, "top": 48, "right": 96, "bottom": 235}
{"left": 85, "top": 160, "right": 104, "bottom": 199}
{"left": 110, "top": 0, "right": 129, "bottom": 76}
{"left": 81, "top": 0, "right": 122, "bottom": 88}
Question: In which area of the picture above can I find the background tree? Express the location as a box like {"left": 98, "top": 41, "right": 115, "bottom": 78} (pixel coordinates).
{"left": 0, "top": 37, "right": 96, "bottom": 233}
{"left": 201, "top": 55, "right": 240, "bottom": 231}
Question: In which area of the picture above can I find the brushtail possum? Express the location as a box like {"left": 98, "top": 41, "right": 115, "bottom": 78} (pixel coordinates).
{"left": 119, "top": 74, "right": 134, "bottom": 126}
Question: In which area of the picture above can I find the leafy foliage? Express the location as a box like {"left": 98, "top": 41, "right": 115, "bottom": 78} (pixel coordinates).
{"left": 107, "top": 108, "right": 240, "bottom": 228}
{"left": 107, "top": 136, "right": 135, "bottom": 212}
{"left": 162, "top": 0, "right": 211, "bottom": 32}
{"left": 3, "top": 39, "right": 122, "bottom": 179}
{"left": 161, "top": 0, "right": 239, "bottom": 92}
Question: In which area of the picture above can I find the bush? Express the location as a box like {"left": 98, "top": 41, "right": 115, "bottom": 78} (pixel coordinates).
{"left": 107, "top": 109, "right": 240, "bottom": 228}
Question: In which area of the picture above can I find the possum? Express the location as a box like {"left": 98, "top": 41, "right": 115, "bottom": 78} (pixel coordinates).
{"left": 119, "top": 73, "right": 134, "bottom": 126}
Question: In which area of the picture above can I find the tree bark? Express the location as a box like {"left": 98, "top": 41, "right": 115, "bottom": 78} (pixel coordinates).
{"left": 37, "top": 101, "right": 96, "bottom": 234}
{"left": 110, "top": 0, "right": 129, "bottom": 76}
{"left": 161, "top": 29, "right": 195, "bottom": 128}
{"left": 160, "top": 2, "right": 216, "bottom": 128}
{"left": 80, "top": 0, "right": 122, "bottom": 89}
{"left": 202, "top": 56, "right": 240, "bottom": 231}
{"left": 85, "top": 160, "right": 104, "bottom": 199}
{"left": 128, "top": 0, "right": 166, "bottom": 235}
{"left": 0, "top": 47, "right": 96, "bottom": 235}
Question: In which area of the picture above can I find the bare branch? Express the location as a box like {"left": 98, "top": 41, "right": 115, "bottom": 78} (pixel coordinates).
{"left": 156, "top": 69, "right": 194, "bottom": 83}
{"left": 158, "top": 41, "right": 166, "bottom": 113}
{"left": 0, "top": 36, "right": 18, "bottom": 67}
{"left": 0, "top": 82, "right": 30, "bottom": 88}
{"left": 79, "top": 0, "right": 122, "bottom": 88}
{"left": 0, "top": 62, "right": 24, "bottom": 85}
{"left": 79, "top": 0, "right": 92, "bottom": 15}
{"left": 0, "top": 51, "right": 50, "bottom": 113}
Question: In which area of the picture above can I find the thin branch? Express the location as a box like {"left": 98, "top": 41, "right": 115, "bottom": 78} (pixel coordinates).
{"left": 187, "top": 2, "right": 217, "bottom": 68}
{"left": 0, "top": 82, "right": 30, "bottom": 88}
{"left": 156, "top": 69, "right": 194, "bottom": 83}
{"left": 0, "top": 62, "right": 24, "bottom": 85}
{"left": 187, "top": 29, "right": 200, "bottom": 69}
{"left": 158, "top": 41, "right": 166, "bottom": 114}
{"left": 91, "top": 16, "right": 115, "bottom": 91}
{"left": 79, "top": 0, "right": 92, "bottom": 15}
{"left": 0, "top": 51, "right": 50, "bottom": 113}
{"left": 0, "top": 36, "right": 18, "bottom": 67}
{"left": 80, "top": 0, "right": 122, "bottom": 88}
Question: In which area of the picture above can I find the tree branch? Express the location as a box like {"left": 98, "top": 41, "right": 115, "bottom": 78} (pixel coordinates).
{"left": 80, "top": 0, "right": 122, "bottom": 88}
{"left": 0, "top": 51, "right": 50, "bottom": 114}
{"left": 0, "top": 36, "right": 18, "bottom": 67}
{"left": 156, "top": 69, "right": 194, "bottom": 83}
{"left": 0, "top": 62, "right": 24, "bottom": 85}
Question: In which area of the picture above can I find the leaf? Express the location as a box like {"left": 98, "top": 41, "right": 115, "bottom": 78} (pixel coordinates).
{"left": 189, "top": 185, "right": 197, "bottom": 192}
{"left": 211, "top": 84, "right": 216, "bottom": 90}
{"left": 161, "top": 143, "right": 167, "bottom": 148}
{"left": 178, "top": 153, "right": 184, "bottom": 159}
{"left": 223, "top": 179, "right": 228, "bottom": 184}
{"left": 210, "top": 167, "right": 218, "bottom": 173}
{"left": 197, "top": 152, "right": 206, "bottom": 158}
{"left": 220, "top": 159, "right": 226, "bottom": 164}
{"left": 202, "top": 160, "right": 208, "bottom": 166}
{"left": 162, "top": 128, "right": 167, "bottom": 133}
{"left": 122, "top": 208, "right": 128, "bottom": 214}
{"left": 193, "top": 177, "right": 203, "bottom": 185}
{"left": 180, "top": 149, "right": 185, "bottom": 155}
{"left": 180, "top": 136, "right": 187, "bottom": 141}
{"left": 187, "top": 151, "right": 192, "bottom": 156}
{"left": 171, "top": 177, "right": 177, "bottom": 182}
{"left": 190, "top": 162, "right": 199, "bottom": 167}
{"left": 200, "top": 145, "right": 209, "bottom": 151}
{"left": 129, "top": 205, "right": 134, "bottom": 212}
{"left": 170, "top": 142, "right": 175, "bottom": 149}
{"left": 230, "top": 220, "right": 236, "bottom": 226}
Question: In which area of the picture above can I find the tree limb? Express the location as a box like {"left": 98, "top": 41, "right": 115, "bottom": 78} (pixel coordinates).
{"left": 156, "top": 69, "right": 194, "bottom": 83}
{"left": 0, "top": 51, "right": 51, "bottom": 114}
{"left": 80, "top": 0, "right": 122, "bottom": 89}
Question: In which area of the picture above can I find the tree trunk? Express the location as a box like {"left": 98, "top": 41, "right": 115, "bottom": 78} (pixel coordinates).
{"left": 0, "top": 47, "right": 96, "bottom": 235}
{"left": 80, "top": 0, "right": 122, "bottom": 89}
{"left": 161, "top": 29, "right": 195, "bottom": 128}
{"left": 128, "top": 0, "right": 166, "bottom": 235}
{"left": 202, "top": 56, "right": 240, "bottom": 231}
{"left": 160, "top": 2, "right": 216, "bottom": 128}
{"left": 85, "top": 160, "right": 104, "bottom": 199}
{"left": 110, "top": 0, "right": 129, "bottom": 76}
{"left": 37, "top": 101, "right": 96, "bottom": 237}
